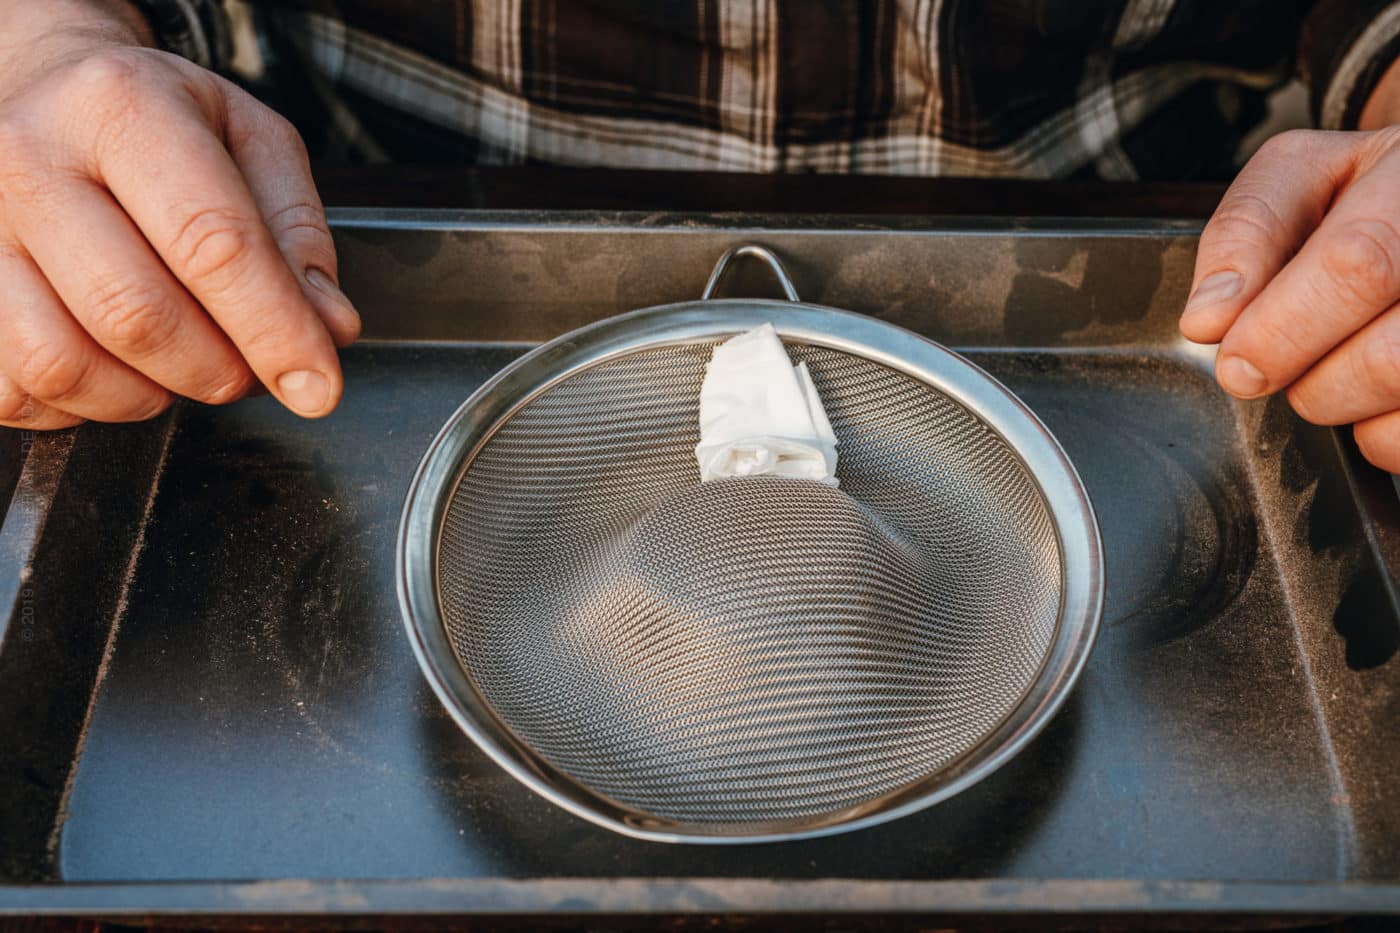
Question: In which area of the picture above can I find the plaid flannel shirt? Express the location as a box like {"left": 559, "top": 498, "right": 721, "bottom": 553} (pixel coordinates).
{"left": 150, "top": 0, "right": 1400, "bottom": 180}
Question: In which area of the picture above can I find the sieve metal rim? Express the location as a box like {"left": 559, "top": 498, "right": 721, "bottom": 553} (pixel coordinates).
{"left": 398, "top": 296, "right": 1104, "bottom": 844}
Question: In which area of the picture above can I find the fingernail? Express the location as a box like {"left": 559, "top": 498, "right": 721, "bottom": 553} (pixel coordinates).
{"left": 276, "top": 369, "right": 330, "bottom": 415}
{"left": 305, "top": 268, "right": 358, "bottom": 315}
{"left": 304, "top": 268, "right": 361, "bottom": 345}
{"left": 1218, "top": 355, "right": 1268, "bottom": 398}
{"left": 1184, "top": 270, "right": 1244, "bottom": 315}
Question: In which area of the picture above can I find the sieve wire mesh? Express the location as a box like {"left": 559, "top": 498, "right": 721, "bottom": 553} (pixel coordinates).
{"left": 436, "top": 342, "right": 1062, "bottom": 826}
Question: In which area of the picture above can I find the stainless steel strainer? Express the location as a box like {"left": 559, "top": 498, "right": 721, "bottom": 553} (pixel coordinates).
{"left": 399, "top": 244, "right": 1103, "bottom": 843}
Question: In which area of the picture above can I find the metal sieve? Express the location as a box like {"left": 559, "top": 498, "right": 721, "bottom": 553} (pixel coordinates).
{"left": 399, "top": 244, "right": 1103, "bottom": 843}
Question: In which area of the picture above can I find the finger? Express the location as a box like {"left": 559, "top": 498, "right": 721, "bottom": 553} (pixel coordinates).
{"left": 220, "top": 85, "right": 360, "bottom": 348}
{"left": 1216, "top": 132, "right": 1400, "bottom": 399}
{"left": 1286, "top": 304, "right": 1400, "bottom": 425}
{"left": 1354, "top": 408, "right": 1400, "bottom": 473}
{"left": 305, "top": 268, "right": 361, "bottom": 349}
{"left": 0, "top": 371, "right": 83, "bottom": 430}
{"left": 0, "top": 243, "right": 173, "bottom": 422}
{"left": 1181, "top": 131, "right": 1356, "bottom": 344}
{"left": 7, "top": 176, "right": 256, "bottom": 405}
{"left": 93, "top": 81, "right": 344, "bottom": 417}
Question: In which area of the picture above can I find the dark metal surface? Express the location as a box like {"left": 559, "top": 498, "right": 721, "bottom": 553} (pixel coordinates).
{"left": 310, "top": 167, "right": 1230, "bottom": 218}
{"left": 0, "top": 212, "right": 1397, "bottom": 920}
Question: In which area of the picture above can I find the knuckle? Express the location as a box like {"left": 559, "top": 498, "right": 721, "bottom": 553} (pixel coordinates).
{"left": 67, "top": 53, "right": 179, "bottom": 159}
{"left": 231, "top": 103, "right": 309, "bottom": 160}
{"left": 236, "top": 314, "right": 294, "bottom": 360}
{"left": 168, "top": 207, "right": 254, "bottom": 284}
{"left": 1204, "top": 190, "right": 1286, "bottom": 254}
{"left": 64, "top": 50, "right": 144, "bottom": 100}
{"left": 265, "top": 200, "right": 330, "bottom": 245}
{"left": 1317, "top": 219, "right": 1400, "bottom": 307}
{"left": 19, "top": 340, "right": 90, "bottom": 402}
{"left": 1357, "top": 327, "right": 1400, "bottom": 398}
{"left": 0, "top": 377, "right": 83, "bottom": 429}
{"left": 1253, "top": 129, "right": 1314, "bottom": 165}
{"left": 84, "top": 277, "right": 178, "bottom": 354}
{"left": 271, "top": 213, "right": 335, "bottom": 272}
{"left": 265, "top": 112, "right": 307, "bottom": 154}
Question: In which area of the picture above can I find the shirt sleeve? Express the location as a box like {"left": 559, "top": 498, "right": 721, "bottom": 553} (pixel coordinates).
{"left": 1299, "top": 0, "right": 1400, "bottom": 129}
{"left": 127, "top": 0, "right": 233, "bottom": 73}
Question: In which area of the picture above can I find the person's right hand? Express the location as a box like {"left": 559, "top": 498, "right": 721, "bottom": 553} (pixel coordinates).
{"left": 0, "top": 38, "right": 360, "bottom": 429}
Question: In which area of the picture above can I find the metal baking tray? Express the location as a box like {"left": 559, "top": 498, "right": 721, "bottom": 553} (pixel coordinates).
{"left": 0, "top": 211, "right": 1397, "bottom": 925}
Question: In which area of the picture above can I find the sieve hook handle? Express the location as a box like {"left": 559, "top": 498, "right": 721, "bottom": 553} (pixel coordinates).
{"left": 701, "top": 245, "right": 801, "bottom": 302}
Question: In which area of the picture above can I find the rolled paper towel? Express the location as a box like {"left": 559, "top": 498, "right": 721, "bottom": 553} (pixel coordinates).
{"left": 695, "top": 323, "right": 839, "bottom": 484}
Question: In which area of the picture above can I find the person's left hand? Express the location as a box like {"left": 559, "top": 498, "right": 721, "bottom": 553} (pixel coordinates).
{"left": 1181, "top": 125, "right": 1400, "bottom": 472}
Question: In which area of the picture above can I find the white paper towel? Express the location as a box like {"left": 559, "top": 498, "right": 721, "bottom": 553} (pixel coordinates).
{"left": 695, "top": 323, "right": 839, "bottom": 484}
